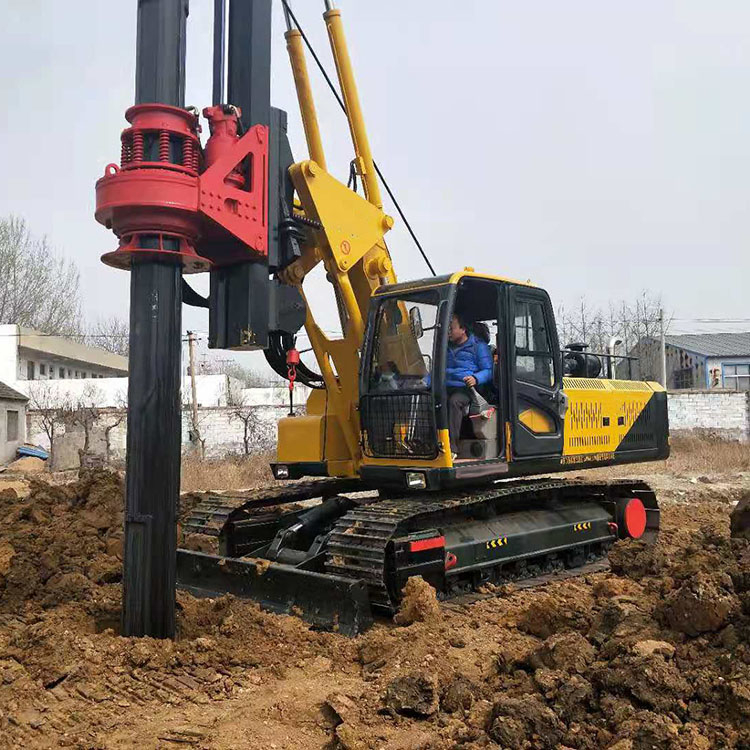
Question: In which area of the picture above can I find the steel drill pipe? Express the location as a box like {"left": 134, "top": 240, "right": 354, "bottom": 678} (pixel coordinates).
{"left": 122, "top": 0, "right": 189, "bottom": 639}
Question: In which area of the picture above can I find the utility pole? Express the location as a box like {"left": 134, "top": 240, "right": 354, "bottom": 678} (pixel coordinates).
{"left": 659, "top": 308, "right": 667, "bottom": 389}
{"left": 187, "top": 331, "right": 202, "bottom": 457}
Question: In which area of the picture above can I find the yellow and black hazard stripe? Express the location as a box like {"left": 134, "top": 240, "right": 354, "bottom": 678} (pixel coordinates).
{"left": 573, "top": 521, "right": 592, "bottom": 532}
{"left": 485, "top": 536, "right": 508, "bottom": 549}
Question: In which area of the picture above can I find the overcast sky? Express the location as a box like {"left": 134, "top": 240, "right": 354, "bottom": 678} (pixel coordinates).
{"left": 1, "top": 0, "right": 748, "bottom": 367}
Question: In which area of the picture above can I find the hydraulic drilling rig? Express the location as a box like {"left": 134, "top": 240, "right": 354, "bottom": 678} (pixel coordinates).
{"left": 95, "top": 0, "right": 668, "bottom": 637}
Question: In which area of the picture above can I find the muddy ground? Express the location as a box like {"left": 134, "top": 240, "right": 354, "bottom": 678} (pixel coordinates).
{"left": 0, "top": 467, "right": 749, "bottom": 749}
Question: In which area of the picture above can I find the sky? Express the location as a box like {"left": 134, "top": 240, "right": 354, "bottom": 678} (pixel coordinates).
{"left": 1, "top": 0, "right": 749, "bottom": 371}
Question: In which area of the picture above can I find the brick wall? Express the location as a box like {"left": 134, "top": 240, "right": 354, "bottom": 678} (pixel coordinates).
{"left": 667, "top": 390, "right": 750, "bottom": 442}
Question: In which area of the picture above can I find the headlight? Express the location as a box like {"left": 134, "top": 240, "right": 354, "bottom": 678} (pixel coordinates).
{"left": 406, "top": 472, "right": 427, "bottom": 490}
{"left": 275, "top": 465, "right": 290, "bottom": 479}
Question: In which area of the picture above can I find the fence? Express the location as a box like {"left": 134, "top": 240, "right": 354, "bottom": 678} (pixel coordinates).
{"left": 667, "top": 390, "right": 750, "bottom": 442}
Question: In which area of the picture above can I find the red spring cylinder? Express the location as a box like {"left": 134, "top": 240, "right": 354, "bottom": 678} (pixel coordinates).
{"left": 182, "top": 138, "right": 192, "bottom": 169}
{"left": 120, "top": 135, "right": 131, "bottom": 167}
{"left": 96, "top": 101, "right": 269, "bottom": 273}
{"left": 159, "top": 130, "right": 170, "bottom": 162}
{"left": 132, "top": 130, "right": 144, "bottom": 162}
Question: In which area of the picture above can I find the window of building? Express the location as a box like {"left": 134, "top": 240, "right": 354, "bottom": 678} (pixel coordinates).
{"left": 82, "top": 372, "right": 87, "bottom": 379}
{"left": 67, "top": 369, "right": 72, "bottom": 378}
{"left": 672, "top": 368, "right": 693, "bottom": 390}
{"left": 75, "top": 370, "right": 80, "bottom": 378}
{"left": 6, "top": 410, "right": 18, "bottom": 442}
{"left": 27, "top": 361, "right": 35, "bottom": 380}
{"left": 59, "top": 367, "right": 65, "bottom": 379}
{"left": 723, "top": 364, "right": 750, "bottom": 391}
{"left": 40, "top": 363, "right": 46, "bottom": 376}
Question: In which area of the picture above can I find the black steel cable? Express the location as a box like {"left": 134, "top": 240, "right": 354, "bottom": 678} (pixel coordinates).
{"left": 280, "top": 0, "right": 436, "bottom": 277}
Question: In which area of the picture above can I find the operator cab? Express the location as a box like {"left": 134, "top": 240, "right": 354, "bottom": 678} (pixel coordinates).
{"left": 359, "top": 270, "right": 565, "bottom": 489}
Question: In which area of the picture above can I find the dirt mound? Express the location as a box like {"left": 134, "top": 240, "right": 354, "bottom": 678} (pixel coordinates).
{"left": 5, "top": 456, "right": 45, "bottom": 473}
{"left": 0, "top": 471, "right": 124, "bottom": 612}
{"left": 659, "top": 571, "right": 741, "bottom": 636}
{"left": 393, "top": 576, "right": 440, "bottom": 625}
{"left": 0, "top": 474, "right": 749, "bottom": 748}
{"left": 384, "top": 672, "right": 439, "bottom": 716}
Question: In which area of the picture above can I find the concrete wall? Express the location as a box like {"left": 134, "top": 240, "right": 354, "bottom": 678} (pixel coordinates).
{"left": 0, "top": 400, "right": 26, "bottom": 464}
{"left": 17, "top": 373, "right": 242, "bottom": 409}
{"left": 25, "top": 385, "right": 750, "bottom": 468}
{"left": 27, "top": 406, "right": 288, "bottom": 469}
{"left": 668, "top": 390, "right": 750, "bottom": 442}
{"left": 25, "top": 386, "right": 310, "bottom": 469}
{"left": 0, "top": 325, "right": 19, "bottom": 385}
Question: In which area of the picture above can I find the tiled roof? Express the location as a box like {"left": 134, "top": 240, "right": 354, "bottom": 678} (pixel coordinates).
{"left": 664, "top": 332, "right": 750, "bottom": 357}
{"left": 0, "top": 381, "right": 28, "bottom": 402}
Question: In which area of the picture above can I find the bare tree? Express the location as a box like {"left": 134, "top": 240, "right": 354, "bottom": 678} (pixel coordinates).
{"left": 103, "top": 389, "right": 127, "bottom": 465}
{"left": 224, "top": 381, "right": 259, "bottom": 455}
{"left": 0, "top": 216, "right": 83, "bottom": 337}
{"left": 557, "top": 290, "right": 668, "bottom": 355}
{"left": 69, "top": 384, "right": 106, "bottom": 455}
{"left": 227, "top": 392, "right": 270, "bottom": 456}
{"left": 27, "top": 382, "right": 75, "bottom": 465}
{"left": 184, "top": 405, "right": 207, "bottom": 459}
{"left": 87, "top": 315, "right": 129, "bottom": 356}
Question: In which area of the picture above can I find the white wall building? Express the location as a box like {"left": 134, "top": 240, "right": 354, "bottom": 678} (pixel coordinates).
{"left": 0, "top": 324, "right": 129, "bottom": 387}
{"left": 0, "top": 381, "right": 28, "bottom": 464}
{"left": 20, "top": 373, "right": 243, "bottom": 410}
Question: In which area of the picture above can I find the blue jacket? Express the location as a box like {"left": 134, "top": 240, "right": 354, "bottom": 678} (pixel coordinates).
{"left": 446, "top": 334, "right": 493, "bottom": 388}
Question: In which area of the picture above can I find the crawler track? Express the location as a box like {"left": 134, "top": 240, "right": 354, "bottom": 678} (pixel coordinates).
{"left": 182, "top": 478, "right": 363, "bottom": 537}
{"left": 325, "top": 479, "right": 653, "bottom": 612}
{"left": 183, "top": 476, "right": 657, "bottom": 617}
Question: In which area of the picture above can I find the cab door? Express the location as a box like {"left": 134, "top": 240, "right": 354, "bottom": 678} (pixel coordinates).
{"left": 507, "top": 286, "right": 565, "bottom": 458}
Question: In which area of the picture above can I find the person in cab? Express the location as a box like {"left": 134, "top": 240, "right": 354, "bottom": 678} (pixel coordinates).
{"left": 446, "top": 313, "right": 493, "bottom": 458}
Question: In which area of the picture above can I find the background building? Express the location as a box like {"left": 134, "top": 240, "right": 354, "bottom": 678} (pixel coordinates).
{"left": 0, "top": 324, "right": 128, "bottom": 386}
{"left": 0, "top": 381, "right": 28, "bottom": 463}
{"left": 626, "top": 332, "right": 750, "bottom": 391}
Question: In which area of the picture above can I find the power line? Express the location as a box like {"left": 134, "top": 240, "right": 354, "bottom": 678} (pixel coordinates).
{"left": 672, "top": 318, "right": 750, "bottom": 323}
{"left": 279, "top": 0, "right": 436, "bottom": 277}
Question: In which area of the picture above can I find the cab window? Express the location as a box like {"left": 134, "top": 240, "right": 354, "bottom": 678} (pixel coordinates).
{"left": 369, "top": 292, "right": 438, "bottom": 392}
{"left": 514, "top": 298, "right": 554, "bottom": 387}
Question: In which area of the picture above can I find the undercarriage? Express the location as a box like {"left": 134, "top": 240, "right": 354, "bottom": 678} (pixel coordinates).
{"left": 177, "top": 477, "right": 659, "bottom": 635}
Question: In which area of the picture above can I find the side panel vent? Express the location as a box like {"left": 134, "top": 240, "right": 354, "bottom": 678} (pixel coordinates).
{"left": 563, "top": 377, "right": 606, "bottom": 390}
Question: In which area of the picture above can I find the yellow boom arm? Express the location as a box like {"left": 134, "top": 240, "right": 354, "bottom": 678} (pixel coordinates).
{"left": 277, "top": 3, "right": 397, "bottom": 476}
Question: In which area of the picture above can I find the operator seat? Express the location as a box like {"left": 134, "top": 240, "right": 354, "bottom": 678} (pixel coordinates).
{"left": 456, "top": 386, "right": 499, "bottom": 460}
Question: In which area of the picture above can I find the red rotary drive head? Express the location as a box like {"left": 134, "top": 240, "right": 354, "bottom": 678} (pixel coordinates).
{"left": 95, "top": 102, "right": 269, "bottom": 273}
{"left": 96, "top": 104, "right": 207, "bottom": 272}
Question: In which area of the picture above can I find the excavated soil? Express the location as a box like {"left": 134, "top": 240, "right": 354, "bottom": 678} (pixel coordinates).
{"left": 0, "top": 469, "right": 749, "bottom": 749}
